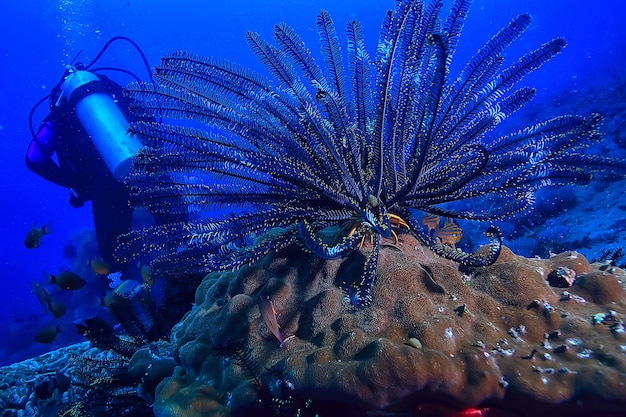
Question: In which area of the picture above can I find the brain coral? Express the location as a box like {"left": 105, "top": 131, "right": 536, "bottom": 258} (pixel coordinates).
{"left": 155, "top": 233, "right": 626, "bottom": 416}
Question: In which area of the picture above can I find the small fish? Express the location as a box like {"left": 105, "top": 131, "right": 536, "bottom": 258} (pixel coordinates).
{"left": 76, "top": 317, "right": 114, "bottom": 339}
{"left": 32, "top": 282, "right": 49, "bottom": 307}
{"left": 435, "top": 218, "right": 463, "bottom": 246}
{"left": 24, "top": 223, "right": 51, "bottom": 249}
{"left": 113, "top": 279, "right": 142, "bottom": 299}
{"left": 34, "top": 377, "right": 56, "bottom": 400}
{"left": 134, "top": 260, "right": 154, "bottom": 286}
{"left": 33, "top": 371, "right": 71, "bottom": 400}
{"left": 48, "top": 270, "right": 86, "bottom": 290}
{"left": 258, "top": 296, "right": 284, "bottom": 347}
{"left": 32, "top": 283, "right": 67, "bottom": 318}
{"left": 140, "top": 264, "right": 153, "bottom": 286}
{"left": 35, "top": 323, "right": 60, "bottom": 344}
{"left": 48, "top": 298, "right": 67, "bottom": 318}
{"left": 88, "top": 258, "right": 110, "bottom": 275}
{"left": 54, "top": 370, "right": 71, "bottom": 393}
{"left": 104, "top": 279, "right": 143, "bottom": 307}
{"left": 421, "top": 214, "right": 440, "bottom": 232}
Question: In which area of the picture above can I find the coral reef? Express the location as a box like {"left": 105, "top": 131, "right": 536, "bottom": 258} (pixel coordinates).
{"left": 157, "top": 233, "right": 626, "bottom": 416}
{"left": 0, "top": 342, "right": 90, "bottom": 416}
{"left": 55, "top": 342, "right": 174, "bottom": 417}
{"left": 0, "top": 266, "right": 186, "bottom": 417}
{"left": 0, "top": 339, "right": 175, "bottom": 417}
{"left": 56, "top": 275, "right": 182, "bottom": 416}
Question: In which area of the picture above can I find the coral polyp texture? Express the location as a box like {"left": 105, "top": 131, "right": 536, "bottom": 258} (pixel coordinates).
{"left": 157, "top": 235, "right": 626, "bottom": 416}
{"left": 120, "top": 0, "right": 624, "bottom": 308}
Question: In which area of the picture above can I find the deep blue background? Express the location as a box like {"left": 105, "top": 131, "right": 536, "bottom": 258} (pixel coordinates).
{"left": 0, "top": 0, "right": 624, "bottom": 365}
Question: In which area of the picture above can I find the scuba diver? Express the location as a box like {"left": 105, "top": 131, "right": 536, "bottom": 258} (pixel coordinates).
{"left": 26, "top": 37, "right": 179, "bottom": 267}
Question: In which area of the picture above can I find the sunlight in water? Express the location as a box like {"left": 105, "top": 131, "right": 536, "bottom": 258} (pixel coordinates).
{"left": 58, "top": 0, "right": 101, "bottom": 61}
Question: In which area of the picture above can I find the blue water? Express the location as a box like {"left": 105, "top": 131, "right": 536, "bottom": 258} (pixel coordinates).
{"left": 0, "top": 0, "right": 624, "bottom": 366}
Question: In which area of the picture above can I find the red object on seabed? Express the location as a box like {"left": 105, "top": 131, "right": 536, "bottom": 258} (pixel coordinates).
{"left": 414, "top": 403, "right": 516, "bottom": 417}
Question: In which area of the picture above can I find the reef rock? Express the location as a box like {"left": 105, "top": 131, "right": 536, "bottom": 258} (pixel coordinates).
{"left": 157, "top": 234, "right": 626, "bottom": 416}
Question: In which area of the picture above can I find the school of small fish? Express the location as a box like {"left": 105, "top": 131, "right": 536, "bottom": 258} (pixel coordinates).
{"left": 421, "top": 214, "right": 463, "bottom": 246}
{"left": 24, "top": 223, "right": 154, "bottom": 345}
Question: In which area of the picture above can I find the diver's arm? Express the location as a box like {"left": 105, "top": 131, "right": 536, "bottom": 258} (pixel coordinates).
{"left": 25, "top": 120, "right": 75, "bottom": 188}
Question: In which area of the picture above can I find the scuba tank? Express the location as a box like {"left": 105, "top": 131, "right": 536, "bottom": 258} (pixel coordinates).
{"left": 59, "top": 70, "right": 141, "bottom": 181}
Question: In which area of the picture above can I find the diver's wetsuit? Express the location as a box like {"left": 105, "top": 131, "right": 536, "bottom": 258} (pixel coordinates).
{"left": 26, "top": 75, "right": 147, "bottom": 266}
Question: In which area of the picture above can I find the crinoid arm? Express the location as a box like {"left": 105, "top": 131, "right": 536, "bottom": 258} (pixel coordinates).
{"left": 297, "top": 220, "right": 365, "bottom": 260}
{"left": 298, "top": 219, "right": 382, "bottom": 308}
{"left": 401, "top": 208, "right": 502, "bottom": 266}
{"left": 345, "top": 233, "right": 381, "bottom": 308}
{"left": 216, "top": 226, "right": 299, "bottom": 271}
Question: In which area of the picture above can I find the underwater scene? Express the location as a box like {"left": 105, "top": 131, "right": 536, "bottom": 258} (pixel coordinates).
{"left": 1, "top": 0, "right": 626, "bottom": 415}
